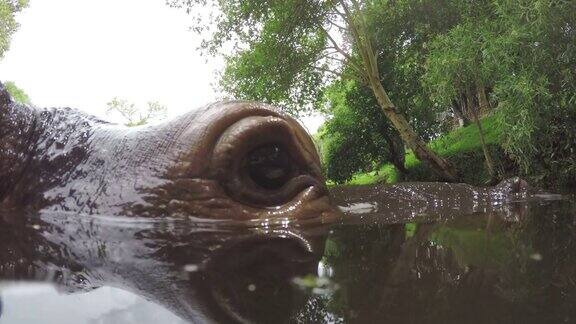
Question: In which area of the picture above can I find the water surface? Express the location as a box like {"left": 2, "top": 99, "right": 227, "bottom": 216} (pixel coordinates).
{"left": 0, "top": 187, "right": 574, "bottom": 323}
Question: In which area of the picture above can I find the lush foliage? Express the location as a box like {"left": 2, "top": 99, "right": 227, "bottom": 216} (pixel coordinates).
{"left": 0, "top": 0, "right": 28, "bottom": 58}
{"left": 170, "top": 0, "right": 331, "bottom": 115}
{"left": 328, "top": 0, "right": 576, "bottom": 187}
{"left": 320, "top": 0, "right": 466, "bottom": 182}
{"left": 319, "top": 80, "right": 405, "bottom": 183}
{"left": 169, "top": 0, "right": 462, "bottom": 182}
{"left": 4, "top": 80, "right": 30, "bottom": 104}
{"left": 424, "top": 0, "right": 576, "bottom": 186}
{"left": 364, "top": 0, "right": 465, "bottom": 135}
{"left": 348, "top": 114, "right": 506, "bottom": 186}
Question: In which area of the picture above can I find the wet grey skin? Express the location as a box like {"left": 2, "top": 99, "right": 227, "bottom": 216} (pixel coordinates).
{"left": 331, "top": 177, "right": 533, "bottom": 223}
{"left": 0, "top": 82, "right": 335, "bottom": 223}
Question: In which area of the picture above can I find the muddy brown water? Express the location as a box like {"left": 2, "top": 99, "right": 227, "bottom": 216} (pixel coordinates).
{"left": 0, "top": 185, "right": 575, "bottom": 324}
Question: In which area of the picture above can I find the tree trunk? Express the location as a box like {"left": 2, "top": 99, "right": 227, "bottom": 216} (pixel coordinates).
{"left": 369, "top": 77, "right": 458, "bottom": 182}
{"left": 477, "top": 84, "right": 491, "bottom": 113}
{"left": 452, "top": 98, "right": 470, "bottom": 127}
{"left": 468, "top": 85, "right": 496, "bottom": 182}
{"left": 343, "top": 5, "right": 457, "bottom": 181}
{"left": 381, "top": 130, "right": 408, "bottom": 175}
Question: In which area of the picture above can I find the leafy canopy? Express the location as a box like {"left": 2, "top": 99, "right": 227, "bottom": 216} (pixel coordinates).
{"left": 424, "top": 0, "right": 576, "bottom": 184}
{"left": 168, "top": 0, "right": 360, "bottom": 115}
{"left": 320, "top": 79, "right": 404, "bottom": 183}
{"left": 0, "top": 0, "right": 28, "bottom": 59}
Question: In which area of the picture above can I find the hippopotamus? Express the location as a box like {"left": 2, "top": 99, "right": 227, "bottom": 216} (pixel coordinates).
{"left": 331, "top": 177, "right": 532, "bottom": 223}
{"left": 0, "top": 80, "right": 333, "bottom": 322}
{"left": 0, "top": 82, "right": 335, "bottom": 223}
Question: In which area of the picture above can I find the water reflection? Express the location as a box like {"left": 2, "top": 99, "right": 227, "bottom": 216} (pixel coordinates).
{"left": 0, "top": 210, "right": 329, "bottom": 323}
{"left": 331, "top": 181, "right": 532, "bottom": 223}
{"left": 1, "top": 187, "right": 575, "bottom": 323}
{"left": 300, "top": 197, "right": 576, "bottom": 324}
{"left": 0, "top": 284, "right": 187, "bottom": 324}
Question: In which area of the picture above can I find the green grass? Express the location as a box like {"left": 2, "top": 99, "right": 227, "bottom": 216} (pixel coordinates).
{"left": 347, "top": 164, "right": 399, "bottom": 185}
{"left": 429, "top": 114, "right": 501, "bottom": 156}
{"left": 346, "top": 114, "right": 506, "bottom": 186}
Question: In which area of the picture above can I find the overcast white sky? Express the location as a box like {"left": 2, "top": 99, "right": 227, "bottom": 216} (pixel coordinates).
{"left": 0, "top": 0, "right": 324, "bottom": 133}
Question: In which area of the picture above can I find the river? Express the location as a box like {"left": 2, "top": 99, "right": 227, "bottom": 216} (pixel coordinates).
{"left": 0, "top": 185, "right": 574, "bottom": 323}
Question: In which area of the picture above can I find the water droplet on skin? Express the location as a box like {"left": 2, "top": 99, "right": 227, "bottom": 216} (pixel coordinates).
{"left": 530, "top": 253, "right": 543, "bottom": 261}
{"left": 183, "top": 264, "right": 199, "bottom": 272}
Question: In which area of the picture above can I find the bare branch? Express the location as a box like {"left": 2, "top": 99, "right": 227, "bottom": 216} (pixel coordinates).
{"left": 320, "top": 27, "right": 352, "bottom": 61}
{"left": 312, "top": 65, "right": 344, "bottom": 79}
{"left": 326, "top": 17, "right": 347, "bottom": 31}
{"left": 325, "top": 55, "right": 348, "bottom": 65}
{"left": 319, "top": 25, "right": 365, "bottom": 77}
{"left": 317, "top": 50, "right": 349, "bottom": 65}
{"left": 330, "top": 4, "right": 347, "bottom": 22}
{"left": 317, "top": 50, "right": 340, "bottom": 58}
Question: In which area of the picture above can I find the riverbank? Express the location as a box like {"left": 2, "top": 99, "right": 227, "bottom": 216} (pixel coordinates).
{"left": 345, "top": 113, "right": 517, "bottom": 187}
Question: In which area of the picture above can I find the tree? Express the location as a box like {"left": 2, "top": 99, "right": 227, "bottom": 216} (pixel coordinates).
{"left": 364, "top": 0, "right": 462, "bottom": 139}
{"left": 424, "top": 0, "right": 576, "bottom": 186}
{"left": 0, "top": 0, "right": 28, "bottom": 59}
{"left": 319, "top": 0, "right": 470, "bottom": 183}
{"left": 424, "top": 19, "right": 499, "bottom": 182}
{"left": 4, "top": 80, "right": 30, "bottom": 104}
{"left": 106, "top": 97, "right": 167, "bottom": 127}
{"left": 491, "top": 0, "right": 576, "bottom": 186}
{"left": 168, "top": 0, "right": 459, "bottom": 181}
{"left": 320, "top": 79, "right": 406, "bottom": 183}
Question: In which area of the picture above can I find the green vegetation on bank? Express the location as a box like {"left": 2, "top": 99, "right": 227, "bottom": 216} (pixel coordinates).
{"left": 344, "top": 104, "right": 575, "bottom": 190}
{"left": 346, "top": 114, "right": 505, "bottom": 186}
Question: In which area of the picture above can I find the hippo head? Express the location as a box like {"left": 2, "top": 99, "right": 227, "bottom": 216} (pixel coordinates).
{"left": 0, "top": 83, "right": 335, "bottom": 222}
{"left": 135, "top": 101, "right": 333, "bottom": 222}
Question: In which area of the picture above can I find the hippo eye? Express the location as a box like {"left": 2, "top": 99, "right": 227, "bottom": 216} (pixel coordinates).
{"left": 243, "top": 144, "right": 297, "bottom": 190}
{"left": 211, "top": 115, "right": 324, "bottom": 207}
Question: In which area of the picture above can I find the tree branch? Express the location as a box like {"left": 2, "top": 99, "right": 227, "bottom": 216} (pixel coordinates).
{"left": 319, "top": 25, "right": 365, "bottom": 76}
{"left": 320, "top": 26, "right": 352, "bottom": 61}
{"left": 350, "top": 0, "right": 379, "bottom": 76}
{"left": 326, "top": 17, "right": 347, "bottom": 31}
{"left": 312, "top": 65, "right": 344, "bottom": 79}
{"left": 318, "top": 50, "right": 348, "bottom": 65}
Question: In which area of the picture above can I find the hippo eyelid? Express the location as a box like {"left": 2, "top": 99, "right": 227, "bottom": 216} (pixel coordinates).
{"left": 209, "top": 115, "right": 324, "bottom": 208}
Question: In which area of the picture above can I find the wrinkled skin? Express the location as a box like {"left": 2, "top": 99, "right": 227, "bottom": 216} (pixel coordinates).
{"left": 0, "top": 82, "right": 335, "bottom": 223}
{"left": 331, "top": 177, "right": 533, "bottom": 223}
